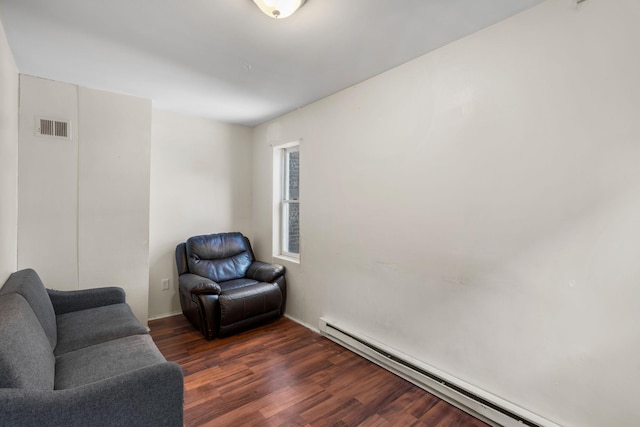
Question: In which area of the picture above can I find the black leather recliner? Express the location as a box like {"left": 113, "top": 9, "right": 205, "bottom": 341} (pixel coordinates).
{"left": 175, "top": 232, "right": 286, "bottom": 340}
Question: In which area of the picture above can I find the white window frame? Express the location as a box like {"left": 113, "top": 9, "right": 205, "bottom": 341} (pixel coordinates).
{"left": 273, "top": 140, "right": 300, "bottom": 263}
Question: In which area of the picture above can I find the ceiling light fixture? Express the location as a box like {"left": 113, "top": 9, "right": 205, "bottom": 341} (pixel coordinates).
{"left": 252, "top": 0, "right": 306, "bottom": 19}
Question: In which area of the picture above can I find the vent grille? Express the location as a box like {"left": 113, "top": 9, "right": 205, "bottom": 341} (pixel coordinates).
{"left": 37, "top": 118, "right": 71, "bottom": 139}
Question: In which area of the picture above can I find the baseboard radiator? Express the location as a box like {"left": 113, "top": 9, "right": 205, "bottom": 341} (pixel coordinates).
{"left": 318, "top": 319, "right": 561, "bottom": 427}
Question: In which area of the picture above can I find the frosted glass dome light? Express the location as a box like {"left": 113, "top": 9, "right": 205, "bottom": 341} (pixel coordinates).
{"left": 252, "top": 0, "right": 306, "bottom": 19}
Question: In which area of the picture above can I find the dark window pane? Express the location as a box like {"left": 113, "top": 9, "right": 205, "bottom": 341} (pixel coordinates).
{"left": 287, "top": 150, "right": 299, "bottom": 201}
{"left": 287, "top": 203, "right": 299, "bottom": 254}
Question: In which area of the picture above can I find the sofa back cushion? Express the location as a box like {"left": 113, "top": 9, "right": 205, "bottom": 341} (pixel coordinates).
{"left": 0, "top": 269, "right": 57, "bottom": 349}
{"left": 186, "top": 233, "right": 254, "bottom": 282}
{"left": 0, "top": 293, "right": 55, "bottom": 390}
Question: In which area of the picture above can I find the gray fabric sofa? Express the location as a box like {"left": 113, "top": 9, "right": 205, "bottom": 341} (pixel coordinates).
{"left": 0, "top": 269, "right": 184, "bottom": 426}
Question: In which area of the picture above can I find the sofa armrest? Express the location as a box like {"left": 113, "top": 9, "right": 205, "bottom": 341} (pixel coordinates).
{"left": 178, "top": 273, "right": 222, "bottom": 295}
{"left": 47, "top": 287, "right": 126, "bottom": 315}
{"left": 0, "top": 362, "right": 184, "bottom": 427}
{"left": 246, "top": 261, "right": 286, "bottom": 283}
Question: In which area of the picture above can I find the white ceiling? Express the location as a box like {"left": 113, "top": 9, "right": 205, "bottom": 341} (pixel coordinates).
{"left": 0, "top": 0, "right": 543, "bottom": 126}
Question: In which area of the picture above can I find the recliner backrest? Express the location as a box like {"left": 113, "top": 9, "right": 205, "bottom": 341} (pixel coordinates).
{"left": 185, "top": 233, "right": 255, "bottom": 282}
{"left": 175, "top": 243, "right": 189, "bottom": 276}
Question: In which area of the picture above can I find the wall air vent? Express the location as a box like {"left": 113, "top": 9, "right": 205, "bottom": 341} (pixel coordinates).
{"left": 36, "top": 117, "right": 71, "bottom": 139}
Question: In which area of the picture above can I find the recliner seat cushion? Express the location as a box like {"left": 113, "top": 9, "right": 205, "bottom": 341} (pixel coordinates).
{"left": 219, "top": 282, "right": 282, "bottom": 327}
{"left": 0, "top": 293, "right": 55, "bottom": 390}
{"left": 186, "top": 233, "right": 253, "bottom": 282}
{"left": 219, "top": 278, "right": 259, "bottom": 292}
{"left": 54, "top": 334, "right": 167, "bottom": 389}
{"left": 54, "top": 303, "right": 148, "bottom": 356}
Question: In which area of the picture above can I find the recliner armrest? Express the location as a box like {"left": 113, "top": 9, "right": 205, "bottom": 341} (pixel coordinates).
{"left": 246, "top": 261, "right": 286, "bottom": 283}
{"left": 178, "top": 273, "right": 222, "bottom": 295}
{"left": 47, "top": 287, "right": 126, "bottom": 315}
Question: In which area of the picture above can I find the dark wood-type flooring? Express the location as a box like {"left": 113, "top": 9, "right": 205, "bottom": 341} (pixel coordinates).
{"left": 149, "top": 315, "right": 490, "bottom": 427}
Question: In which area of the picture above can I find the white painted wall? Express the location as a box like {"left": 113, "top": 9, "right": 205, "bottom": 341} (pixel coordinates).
{"left": 251, "top": 1, "right": 640, "bottom": 426}
{"left": 148, "top": 110, "right": 252, "bottom": 319}
{"left": 0, "top": 20, "right": 19, "bottom": 284}
{"left": 77, "top": 87, "right": 152, "bottom": 323}
{"left": 18, "top": 76, "right": 79, "bottom": 289}
{"left": 18, "top": 76, "right": 152, "bottom": 323}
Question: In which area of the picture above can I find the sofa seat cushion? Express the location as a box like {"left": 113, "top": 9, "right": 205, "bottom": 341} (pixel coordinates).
{"left": 54, "top": 303, "right": 148, "bottom": 356}
{"left": 54, "top": 334, "right": 167, "bottom": 389}
{"left": 0, "top": 293, "right": 55, "bottom": 390}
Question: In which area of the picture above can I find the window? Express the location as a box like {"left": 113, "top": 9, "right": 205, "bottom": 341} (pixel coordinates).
{"left": 273, "top": 141, "right": 300, "bottom": 261}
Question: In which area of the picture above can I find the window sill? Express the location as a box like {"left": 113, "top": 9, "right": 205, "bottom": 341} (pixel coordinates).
{"left": 273, "top": 254, "right": 300, "bottom": 265}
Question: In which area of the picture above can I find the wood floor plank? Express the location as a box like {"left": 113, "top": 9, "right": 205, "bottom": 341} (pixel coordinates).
{"left": 358, "top": 414, "right": 394, "bottom": 427}
{"left": 259, "top": 385, "right": 323, "bottom": 419}
{"left": 149, "top": 315, "right": 490, "bottom": 427}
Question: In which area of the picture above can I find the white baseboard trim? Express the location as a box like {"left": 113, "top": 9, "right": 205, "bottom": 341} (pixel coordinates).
{"left": 284, "top": 314, "right": 320, "bottom": 333}
{"left": 147, "top": 311, "right": 182, "bottom": 321}
{"left": 318, "top": 318, "right": 561, "bottom": 427}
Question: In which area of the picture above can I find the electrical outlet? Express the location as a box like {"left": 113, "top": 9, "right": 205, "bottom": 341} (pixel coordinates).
{"left": 161, "top": 278, "right": 170, "bottom": 291}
